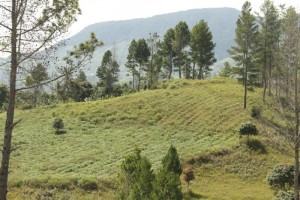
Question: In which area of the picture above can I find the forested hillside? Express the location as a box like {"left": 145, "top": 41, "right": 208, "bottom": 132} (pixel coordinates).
{"left": 55, "top": 8, "right": 239, "bottom": 82}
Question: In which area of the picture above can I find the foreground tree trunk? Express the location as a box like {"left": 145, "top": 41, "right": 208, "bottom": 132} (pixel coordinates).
{"left": 0, "top": 1, "right": 17, "bottom": 198}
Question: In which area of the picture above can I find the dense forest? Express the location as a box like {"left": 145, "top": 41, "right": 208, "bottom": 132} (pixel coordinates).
{"left": 0, "top": 0, "right": 300, "bottom": 199}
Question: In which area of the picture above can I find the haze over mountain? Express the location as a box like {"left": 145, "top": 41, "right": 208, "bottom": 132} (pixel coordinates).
{"left": 0, "top": 8, "right": 240, "bottom": 83}
{"left": 57, "top": 7, "right": 240, "bottom": 83}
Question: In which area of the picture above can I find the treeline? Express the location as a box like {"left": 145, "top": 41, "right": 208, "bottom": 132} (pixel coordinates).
{"left": 226, "top": 1, "right": 300, "bottom": 199}
{"left": 0, "top": 19, "right": 216, "bottom": 109}
{"left": 223, "top": 1, "right": 299, "bottom": 110}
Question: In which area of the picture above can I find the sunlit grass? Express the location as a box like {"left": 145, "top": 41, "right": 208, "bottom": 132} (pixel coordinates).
{"left": 0, "top": 78, "right": 291, "bottom": 199}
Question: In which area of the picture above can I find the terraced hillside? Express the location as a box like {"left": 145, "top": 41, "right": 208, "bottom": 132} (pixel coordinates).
{"left": 0, "top": 78, "right": 291, "bottom": 199}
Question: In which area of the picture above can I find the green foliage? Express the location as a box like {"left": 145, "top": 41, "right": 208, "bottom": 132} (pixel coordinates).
{"left": 219, "top": 62, "right": 234, "bottom": 77}
{"left": 266, "top": 164, "right": 294, "bottom": 193}
{"left": 239, "top": 122, "right": 258, "bottom": 140}
{"left": 162, "top": 145, "right": 182, "bottom": 175}
{"left": 190, "top": 19, "right": 216, "bottom": 79}
{"left": 53, "top": 118, "right": 64, "bottom": 133}
{"left": 76, "top": 70, "right": 87, "bottom": 82}
{"left": 77, "top": 178, "right": 98, "bottom": 191}
{"left": 274, "top": 191, "right": 294, "bottom": 200}
{"left": 173, "top": 21, "right": 190, "bottom": 78}
{"left": 0, "top": 84, "right": 7, "bottom": 109}
{"left": 160, "top": 28, "right": 176, "bottom": 79}
{"left": 228, "top": 1, "right": 259, "bottom": 108}
{"left": 119, "top": 149, "right": 154, "bottom": 200}
{"left": 152, "top": 171, "right": 182, "bottom": 200}
{"left": 97, "top": 50, "right": 120, "bottom": 96}
{"left": 251, "top": 105, "right": 261, "bottom": 118}
{"left": 152, "top": 145, "right": 183, "bottom": 200}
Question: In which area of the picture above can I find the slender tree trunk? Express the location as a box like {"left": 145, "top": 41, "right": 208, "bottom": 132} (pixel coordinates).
{"left": 268, "top": 59, "right": 272, "bottom": 96}
{"left": 244, "top": 62, "right": 248, "bottom": 109}
{"left": 295, "top": 143, "right": 299, "bottom": 200}
{"left": 192, "top": 60, "right": 196, "bottom": 80}
{"left": 0, "top": 1, "right": 17, "bottom": 199}
{"left": 294, "top": 61, "right": 299, "bottom": 200}
{"left": 263, "top": 71, "right": 267, "bottom": 102}
{"left": 178, "top": 65, "right": 182, "bottom": 78}
{"left": 168, "top": 53, "right": 173, "bottom": 80}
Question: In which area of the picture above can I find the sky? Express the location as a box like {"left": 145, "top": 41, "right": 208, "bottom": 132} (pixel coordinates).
{"left": 70, "top": 0, "right": 299, "bottom": 36}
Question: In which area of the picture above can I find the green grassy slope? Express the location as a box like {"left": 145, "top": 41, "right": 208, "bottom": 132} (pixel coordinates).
{"left": 0, "top": 78, "right": 291, "bottom": 199}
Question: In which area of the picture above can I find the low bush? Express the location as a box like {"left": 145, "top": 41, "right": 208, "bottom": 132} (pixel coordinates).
{"left": 78, "top": 178, "right": 98, "bottom": 191}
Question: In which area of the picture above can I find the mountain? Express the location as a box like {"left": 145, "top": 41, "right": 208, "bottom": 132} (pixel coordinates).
{"left": 58, "top": 8, "right": 240, "bottom": 82}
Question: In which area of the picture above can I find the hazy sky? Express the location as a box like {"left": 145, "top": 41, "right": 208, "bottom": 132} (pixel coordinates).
{"left": 69, "top": 0, "right": 299, "bottom": 36}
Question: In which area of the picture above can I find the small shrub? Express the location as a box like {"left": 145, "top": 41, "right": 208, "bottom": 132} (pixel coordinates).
{"left": 34, "top": 189, "right": 57, "bottom": 200}
{"left": 53, "top": 118, "right": 64, "bottom": 133}
{"left": 274, "top": 190, "right": 294, "bottom": 200}
{"left": 239, "top": 122, "right": 258, "bottom": 141}
{"left": 21, "top": 104, "right": 32, "bottom": 110}
{"left": 266, "top": 164, "right": 294, "bottom": 193}
{"left": 78, "top": 178, "right": 98, "bottom": 191}
{"left": 251, "top": 105, "right": 261, "bottom": 118}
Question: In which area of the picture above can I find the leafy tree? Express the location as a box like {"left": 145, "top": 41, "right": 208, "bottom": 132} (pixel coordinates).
{"left": 56, "top": 33, "right": 102, "bottom": 102}
{"left": 173, "top": 21, "right": 190, "bottom": 78}
{"left": 219, "top": 62, "right": 234, "bottom": 77}
{"left": 97, "top": 50, "right": 120, "bottom": 96}
{"left": 77, "top": 70, "right": 87, "bottom": 82}
{"left": 135, "top": 39, "right": 150, "bottom": 91}
{"left": 239, "top": 122, "right": 258, "bottom": 142}
{"left": 258, "top": 0, "right": 281, "bottom": 101}
{"left": 25, "top": 63, "right": 49, "bottom": 107}
{"left": 152, "top": 145, "right": 183, "bottom": 200}
{"left": 125, "top": 40, "right": 138, "bottom": 91}
{"left": 264, "top": 7, "right": 300, "bottom": 200}
{"left": 160, "top": 28, "right": 176, "bottom": 79}
{"left": 162, "top": 145, "right": 182, "bottom": 175}
{"left": 228, "top": 1, "right": 259, "bottom": 109}
{"left": 0, "top": 1, "right": 81, "bottom": 198}
{"left": 119, "top": 149, "right": 154, "bottom": 200}
{"left": 190, "top": 20, "right": 216, "bottom": 79}
{"left": 53, "top": 118, "right": 64, "bottom": 133}
{"left": 0, "top": 84, "right": 8, "bottom": 109}
{"left": 145, "top": 32, "right": 161, "bottom": 89}
{"left": 152, "top": 170, "right": 182, "bottom": 200}
{"left": 267, "top": 164, "right": 294, "bottom": 194}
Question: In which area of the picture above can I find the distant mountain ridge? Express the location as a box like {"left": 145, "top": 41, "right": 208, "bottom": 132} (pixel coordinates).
{"left": 1, "top": 8, "right": 240, "bottom": 83}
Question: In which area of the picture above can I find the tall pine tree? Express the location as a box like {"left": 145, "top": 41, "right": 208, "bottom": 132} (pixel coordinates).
{"left": 190, "top": 20, "right": 216, "bottom": 79}
{"left": 228, "top": 1, "right": 259, "bottom": 109}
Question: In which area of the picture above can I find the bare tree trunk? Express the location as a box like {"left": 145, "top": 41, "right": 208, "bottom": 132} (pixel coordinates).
{"left": 295, "top": 143, "right": 299, "bottom": 200}
{"left": 0, "top": 1, "right": 17, "bottom": 198}
{"left": 294, "top": 60, "right": 299, "bottom": 200}
{"left": 268, "top": 59, "right": 272, "bottom": 96}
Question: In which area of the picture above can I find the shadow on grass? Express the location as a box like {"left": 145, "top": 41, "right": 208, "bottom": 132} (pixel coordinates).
{"left": 184, "top": 190, "right": 207, "bottom": 199}
{"left": 55, "top": 130, "right": 67, "bottom": 135}
{"left": 246, "top": 139, "right": 267, "bottom": 154}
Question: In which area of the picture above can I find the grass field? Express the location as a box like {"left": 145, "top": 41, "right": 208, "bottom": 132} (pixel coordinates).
{"left": 0, "top": 78, "right": 292, "bottom": 199}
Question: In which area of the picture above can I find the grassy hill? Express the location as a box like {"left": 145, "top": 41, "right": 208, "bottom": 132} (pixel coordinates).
{"left": 0, "top": 78, "right": 291, "bottom": 199}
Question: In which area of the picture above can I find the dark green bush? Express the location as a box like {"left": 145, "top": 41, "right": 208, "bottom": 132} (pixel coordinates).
{"left": 21, "top": 104, "right": 32, "bottom": 110}
{"left": 78, "top": 178, "right": 98, "bottom": 191}
{"left": 53, "top": 118, "right": 64, "bottom": 133}
{"left": 266, "top": 164, "right": 294, "bottom": 193}
{"left": 239, "top": 122, "right": 258, "bottom": 141}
